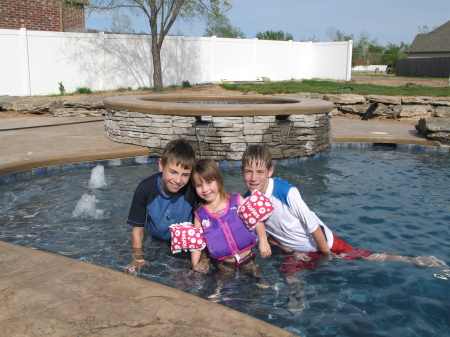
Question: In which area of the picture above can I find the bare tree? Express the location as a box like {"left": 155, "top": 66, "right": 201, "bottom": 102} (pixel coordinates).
{"left": 326, "top": 26, "right": 353, "bottom": 42}
{"left": 108, "top": 11, "right": 135, "bottom": 33}
{"left": 75, "top": 0, "right": 231, "bottom": 90}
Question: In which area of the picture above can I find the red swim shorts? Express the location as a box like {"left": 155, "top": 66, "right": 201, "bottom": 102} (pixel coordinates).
{"left": 279, "top": 234, "right": 373, "bottom": 277}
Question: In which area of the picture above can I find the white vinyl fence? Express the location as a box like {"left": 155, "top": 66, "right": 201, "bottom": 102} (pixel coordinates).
{"left": 0, "top": 28, "right": 353, "bottom": 96}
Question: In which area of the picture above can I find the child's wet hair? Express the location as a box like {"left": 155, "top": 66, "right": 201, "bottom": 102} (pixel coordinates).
{"left": 192, "top": 158, "right": 227, "bottom": 202}
{"left": 161, "top": 139, "right": 196, "bottom": 169}
{"left": 242, "top": 145, "right": 272, "bottom": 169}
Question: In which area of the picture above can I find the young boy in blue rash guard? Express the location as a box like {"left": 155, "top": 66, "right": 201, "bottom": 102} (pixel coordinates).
{"left": 241, "top": 145, "right": 450, "bottom": 276}
{"left": 123, "top": 139, "right": 198, "bottom": 275}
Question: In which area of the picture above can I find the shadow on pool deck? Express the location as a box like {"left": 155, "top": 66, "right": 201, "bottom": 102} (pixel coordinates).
{"left": 0, "top": 116, "right": 443, "bottom": 336}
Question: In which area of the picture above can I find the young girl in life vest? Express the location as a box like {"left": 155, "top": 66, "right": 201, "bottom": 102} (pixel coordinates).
{"left": 190, "top": 158, "right": 273, "bottom": 275}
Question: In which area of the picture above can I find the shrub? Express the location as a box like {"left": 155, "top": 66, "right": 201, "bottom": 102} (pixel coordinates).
{"left": 117, "top": 87, "right": 133, "bottom": 92}
{"left": 182, "top": 80, "right": 191, "bottom": 88}
{"left": 58, "top": 82, "right": 66, "bottom": 95}
{"left": 74, "top": 87, "right": 93, "bottom": 94}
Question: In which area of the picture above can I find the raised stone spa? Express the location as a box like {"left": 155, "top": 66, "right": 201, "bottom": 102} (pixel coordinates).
{"left": 103, "top": 95, "right": 334, "bottom": 161}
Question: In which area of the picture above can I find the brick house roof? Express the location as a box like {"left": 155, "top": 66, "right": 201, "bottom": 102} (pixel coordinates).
{"left": 408, "top": 20, "right": 450, "bottom": 53}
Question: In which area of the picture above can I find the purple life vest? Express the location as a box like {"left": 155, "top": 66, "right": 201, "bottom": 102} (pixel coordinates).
{"left": 195, "top": 194, "right": 257, "bottom": 261}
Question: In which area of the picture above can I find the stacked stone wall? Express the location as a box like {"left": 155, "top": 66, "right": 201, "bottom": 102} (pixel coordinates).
{"left": 104, "top": 109, "right": 332, "bottom": 161}
{"left": 295, "top": 93, "right": 450, "bottom": 123}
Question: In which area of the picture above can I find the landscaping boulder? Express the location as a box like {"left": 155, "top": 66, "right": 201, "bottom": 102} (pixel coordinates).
{"left": 436, "top": 106, "right": 450, "bottom": 118}
{"left": 323, "top": 94, "right": 366, "bottom": 104}
{"left": 402, "top": 96, "right": 433, "bottom": 104}
{"left": 338, "top": 103, "right": 369, "bottom": 115}
{"left": 393, "top": 104, "right": 432, "bottom": 122}
{"left": 2, "top": 97, "right": 65, "bottom": 114}
{"left": 366, "top": 95, "right": 402, "bottom": 105}
{"left": 416, "top": 117, "right": 450, "bottom": 144}
{"left": 429, "top": 97, "right": 450, "bottom": 107}
{"left": 63, "top": 96, "right": 106, "bottom": 109}
{"left": 52, "top": 108, "right": 104, "bottom": 117}
{"left": 0, "top": 96, "right": 20, "bottom": 110}
{"left": 295, "top": 92, "right": 325, "bottom": 100}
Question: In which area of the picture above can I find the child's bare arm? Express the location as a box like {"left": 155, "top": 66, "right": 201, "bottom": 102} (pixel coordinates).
{"left": 191, "top": 217, "right": 209, "bottom": 273}
{"left": 255, "top": 222, "right": 271, "bottom": 258}
{"left": 123, "top": 226, "right": 150, "bottom": 274}
{"left": 191, "top": 250, "right": 203, "bottom": 269}
{"left": 311, "top": 226, "right": 330, "bottom": 254}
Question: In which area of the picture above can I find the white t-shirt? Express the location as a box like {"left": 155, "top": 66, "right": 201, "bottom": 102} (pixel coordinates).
{"left": 263, "top": 178, "right": 334, "bottom": 252}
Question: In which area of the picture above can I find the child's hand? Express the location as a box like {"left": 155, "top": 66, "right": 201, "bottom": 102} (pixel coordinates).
{"left": 192, "top": 263, "right": 208, "bottom": 274}
{"left": 259, "top": 240, "right": 272, "bottom": 259}
{"left": 293, "top": 252, "right": 312, "bottom": 261}
{"left": 123, "top": 259, "right": 150, "bottom": 275}
{"left": 331, "top": 252, "right": 346, "bottom": 259}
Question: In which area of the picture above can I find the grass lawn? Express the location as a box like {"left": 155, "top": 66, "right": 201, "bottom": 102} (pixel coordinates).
{"left": 220, "top": 79, "right": 450, "bottom": 97}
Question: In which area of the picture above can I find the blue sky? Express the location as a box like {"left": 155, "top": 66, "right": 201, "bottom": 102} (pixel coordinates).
{"left": 86, "top": 0, "right": 450, "bottom": 46}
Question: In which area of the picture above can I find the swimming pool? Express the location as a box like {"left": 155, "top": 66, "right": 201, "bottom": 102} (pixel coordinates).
{"left": 1, "top": 147, "right": 449, "bottom": 336}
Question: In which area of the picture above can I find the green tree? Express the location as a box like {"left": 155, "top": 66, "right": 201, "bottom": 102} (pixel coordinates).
{"left": 255, "top": 30, "right": 294, "bottom": 41}
{"left": 381, "top": 42, "right": 410, "bottom": 67}
{"left": 204, "top": 13, "right": 245, "bottom": 38}
{"left": 366, "top": 44, "right": 385, "bottom": 65}
{"left": 72, "top": 0, "right": 231, "bottom": 91}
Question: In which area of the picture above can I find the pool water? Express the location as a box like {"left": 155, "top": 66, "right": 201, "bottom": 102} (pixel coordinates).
{"left": 1, "top": 148, "right": 449, "bottom": 337}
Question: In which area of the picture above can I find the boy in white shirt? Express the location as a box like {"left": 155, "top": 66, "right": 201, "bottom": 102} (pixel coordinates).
{"left": 241, "top": 145, "right": 449, "bottom": 276}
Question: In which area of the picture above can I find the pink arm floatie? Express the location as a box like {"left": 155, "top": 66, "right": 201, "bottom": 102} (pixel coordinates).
{"left": 237, "top": 190, "right": 274, "bottom": 230}
{"left": 169, "top": 222, "right": 206, "bottom": 253}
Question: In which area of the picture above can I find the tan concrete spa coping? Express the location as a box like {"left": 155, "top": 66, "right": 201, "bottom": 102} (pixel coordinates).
{"left": 103, "top": 94, "right": 334, "bottom": 116}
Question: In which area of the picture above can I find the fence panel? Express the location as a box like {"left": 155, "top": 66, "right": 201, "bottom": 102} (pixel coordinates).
{"left": 0, "top": 29, "right": 353, "bottom": 96}
{"left": 0, "top": 29, "right": 27, "bottom": 96}
{"left": 255, "top": 40, "right": 293, "bottom": 81}
{"left": 212, "top": 37, "right": 258, "bottom": 81}
{"left": 290, "top": 42, "right": 313, "bottom": 80}
{"left": 309, "top": 41, "right": 353, "bottom": 80}
{"left": 25, "top": 30, "right": 106, "bottom": 95}
{"left": 103, "top": 34, "right": 153, "bottom": 90}
{"left": 170, "top": 36, "right": 216, "bottom": 85}
{"left": 397, "top": 57, "right": 450, "bottom": 78}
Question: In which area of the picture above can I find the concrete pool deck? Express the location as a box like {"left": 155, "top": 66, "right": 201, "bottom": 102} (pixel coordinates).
{"left": 0, "top": 116, "right": 443, "bottom": 336}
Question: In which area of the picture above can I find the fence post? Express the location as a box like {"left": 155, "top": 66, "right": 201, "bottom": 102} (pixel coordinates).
{"left": 99, "top": 31, "right": 106, "bottom": 92}
{"left": 19, "top": 28, "right": 31, "bottom": 96}
{"left": 307, "top": 41, "right": 313, "bottom": 79}
{"left": 346, "top": 40, "right": 353, "bottom": 81}
{"left": 253, "top": 38, "right": 258, "bottom": 80}
{"left": 210, "top": 35, "right": 216, "bottom": 82}
{"left": 288, "top": 40, "right": 293, "bottom": 80}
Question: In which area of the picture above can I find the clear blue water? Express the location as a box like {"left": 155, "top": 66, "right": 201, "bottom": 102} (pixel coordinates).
{"left": 1, "top": 148, "right": 449, "bottom": 337}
